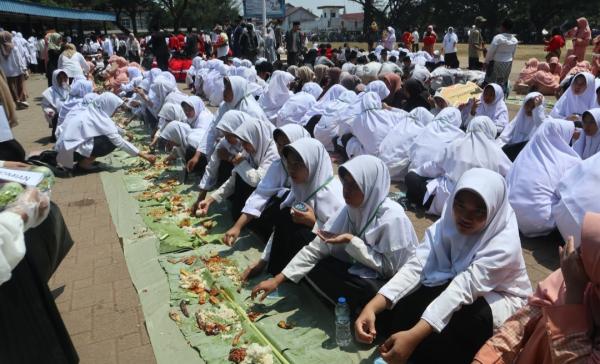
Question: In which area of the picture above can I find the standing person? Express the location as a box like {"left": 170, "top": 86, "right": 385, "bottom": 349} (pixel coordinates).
{"left": 274, "top": 19, "right": 283, "bottom": 60}
{"left": 402, "top": 29, "right": 413, "bottom": 50}
{"left": 422, "top": 25, "right": 437, "bottom": 56}
{"left": 412, "top": 27, "right": 420, "bottom": 52}
{"left": 213, "top": 25, "right": 230, "bottom": 61}
{"left": 101, "top": 35, "right": 113, "bottom": 60}
{"left": 45, "top": 32, "right": 63, "bottom": 88}
{"left": 468, "top": 17, "right": 486, "bottom": 70}
{"left": 126, "top": 33, "right": 141, "bottom": 63}
{"left": 368, "top": 21, "right": 379, "bottom": 52}
{"left": 232, "top": 17, "right": 244, "bottom": 57}
{"left": 57, "top": 43, "right": 89, "bottom": 80}
{"left": 442, "top": 27, "right": 459, "bottom": 68}
{"left": 566, "top": 17, "right": 592, "bottom": 62}
{"left": 0, "top": 31, "right": 28, "bottom": 109}
{"left": 148, "top": 29, "right": 170, "bottom": 71}
{"left": 265, "top": 27, "right": 277, "bottom": 64}
{"left": 286, "top": 21, "right": 304, "bottom": 67}
{"left": 544, "top": 27, "right": 565, "bottom": 61}
{"left": 383, "top": 26, "right": 397, "bottom": 50}
{"left": 239, "top": 24, "right": 258, "bottom": 63}
{"left": 484, "top": 19, "right": 518, "bottom": 96}
{"left": 0, "top": 67, "right": 26, "bottom": 161}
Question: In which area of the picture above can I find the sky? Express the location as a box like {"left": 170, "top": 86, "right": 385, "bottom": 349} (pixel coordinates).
{"left": 287, "top": 0, "right": 363, "bottom": 15}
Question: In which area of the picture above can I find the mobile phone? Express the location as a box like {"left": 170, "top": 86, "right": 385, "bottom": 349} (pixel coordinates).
{"left": 317, "top": 230, "right": 336, "bottom": 240}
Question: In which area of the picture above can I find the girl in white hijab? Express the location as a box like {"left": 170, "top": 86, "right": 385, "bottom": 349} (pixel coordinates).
{"left": 550, "top": 72, "right": 596, "bottom": 120}
{"left": 498, "top": 92, "right": 545, "bottom": 161}
{"left": 250, "top": 155, "right": 419, "bottom": 312}
{"left": 468, "top": 83, "right": 508, "bottom": 134}
{"left": 259, "top": 70, "right": 295, "bottom": 123}
{"left": 356, "top": 168, "right": 531, "bottom": 363}
{"left": 345, "top": 92, "right": 404, "bottom": 158}
{"left": 406, "top": 116, "right": 512, "bottom": 215}
{"left": 180, "top": 95, "right": 214, "bottom": 131}
{"left": 41, "top": 69, "right": 69, "bottom": 139}
{"left": 56, "top": 93, "right": 155, "bottom": 170}
{"left": 186, "top": 56, "right": 203, "bottom": 89}
{"left": 56, "top": 79, "right": 94, "bottom": 130}
{"left": 222, "top": 124, "right": 311, "bottom": 246}
{"left": 196, "top": 118, "right": 278, "bottom": 219}
{"left": 378, "top": 107, "right": 435, "bottom": 181}
{"left": 407, "top": 107, "right": 464, "bottom": 171}
{"left": 507, "top": 119, "right": 581, "bottom": 237}
{"left": 275, "top": 82, "right": 322, "bottom": 127}
{"left": 552, "top": 151, "right": 600, "bottom": 247}
{"left": 246, "top": 138, "right": 344, "bottom": 276}
{"left": 314, "top": 90, "right": 358, "bottom": 152}
{"left": 119, "top": 67, "right": 143, "bottom": 95}
{"left": 159, "top": 121, "right": 206, "bottom": 172}
{"left": 572, "top": 108, "right": 600, "bottom": 159}
{"left": 146, "top": 77, "right": 176, "bottom": 120}
{"left": 150, "top": 103, "right": 187, "bottom": 148}
{"left": 300, "top": 84, "right": 348, "bottom": 125}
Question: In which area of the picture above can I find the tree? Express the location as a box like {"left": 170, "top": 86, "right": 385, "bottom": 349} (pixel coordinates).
{"left": 179, "top": 0, "right": 240, "bottom": 31}
{"left": 155, "top": 0, "right": 190, "bottom": 32}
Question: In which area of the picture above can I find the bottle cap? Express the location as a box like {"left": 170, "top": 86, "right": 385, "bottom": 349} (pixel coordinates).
{"left": 337, "top": 297, "right": 346, "bottom": 304}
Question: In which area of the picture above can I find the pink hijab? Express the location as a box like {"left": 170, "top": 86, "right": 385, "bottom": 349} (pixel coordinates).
{"left": 518, "top": 58, "right": 540, "bottom": 84}
{"left": 548, "top": 57, "right": 562, "bottom": 76}
{"left": 529, "top": 62, "right": 559, "bottom": 95}
{"left": 524, "top": 212, "right": 600, "bottom": 363}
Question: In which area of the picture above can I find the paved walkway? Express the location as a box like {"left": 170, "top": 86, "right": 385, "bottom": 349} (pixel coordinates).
{"left": 12, "top": 74, "right": 156, "bottom": 364}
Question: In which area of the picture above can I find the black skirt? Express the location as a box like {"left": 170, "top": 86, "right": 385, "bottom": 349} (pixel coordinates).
{"left": 267, "top": 207, "right": 315, "bottom": 275}
{"left": 74, "top": 135, "right": 117, "bottom": 161}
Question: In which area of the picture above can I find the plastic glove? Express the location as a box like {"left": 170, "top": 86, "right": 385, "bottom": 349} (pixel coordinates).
{"left": 7, "top": 188, "right": 50, "bottom": 230}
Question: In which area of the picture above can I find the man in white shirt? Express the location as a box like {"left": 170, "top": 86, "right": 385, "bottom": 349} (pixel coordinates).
{"left": 411, "top": 28, "right": 420, "bottom": 52}
{"left": 442, "top": 27, "right": 459, "bottom": 68}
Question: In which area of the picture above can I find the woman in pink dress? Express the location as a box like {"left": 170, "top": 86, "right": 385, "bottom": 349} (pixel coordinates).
{"left": 566, "top": 17, "right": 592, "bottom": 62}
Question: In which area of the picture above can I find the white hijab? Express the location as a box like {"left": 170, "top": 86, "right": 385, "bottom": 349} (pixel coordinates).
{"left": 314, "top": 90, "right": 358, "bottom": 151}
{"left": 300, "top": 84, "right": 347, "bottom": 124}
{"left": 417, "top": 168, "right": 531, "bottom": 299}
{"left": 148, "top": 77, "right": 176, "bottom": 117}
{"left": 550, "top": 72, "right": 597, "bottom": 119}
{"left": 573, "top": 108, "right": 600, "bottom": 159}
{"left": 350, "top": 92, "right": 404, "bottom": 156}
{"left": 220, "top": 76, "right": 268, "bottom": 121}
{"left": 41, "top": 69, "right": 69, "bottom": 111}
{"left": 324, "top": 156, "right": 418, "bottom": 269}
{"left": 347, "top": 81, "right": 391, "bottom": 116}
{"left": 157, "top": 103, "right": 186, "bottom": 124}
{"left": 475, "top": 83, "right": 508, "bottom": 132}
{"left": 408, "top": 107, "right": 464, "bottom": 170}
{"left": 437, "top": 116, "right": 512, "bottom": 182}
{"left": 57, "top": 79, "right": 93, "bottom": 127}
{"left": 499, "top": 92, "right": 545, "bottom": 145}
{"left": 379, "top": 107, "right": 435, "bottom": 180}
{"left": 275, "top": 83, "right": 321, "bottom": 127}
{"left": 281, "top": 138, "right": 344, "bottom": 226}
{"left": 507, "top": 119, "right": 581, "bottom": 236}
{"left": 259, "top": 70, "right": 295, "bottom": 121}
{"left": 181, "top": 95, "right": 214, "bottom": 130}
{"left": 301, "top": 82, "right": 323, "bottom": 99}
{"left": 56, "top": 93, "right": 123, "bottom": 168}
{"left": 231, "top": 118, "right": 278, "bottom": 168}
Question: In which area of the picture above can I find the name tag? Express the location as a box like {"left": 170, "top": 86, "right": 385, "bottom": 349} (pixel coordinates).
{"left": 0, "top": 168, "right": 44, "bottom": 187}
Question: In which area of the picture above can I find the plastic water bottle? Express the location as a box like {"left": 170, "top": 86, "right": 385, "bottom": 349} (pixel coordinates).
{"left": 335, "top": 296, "right": 352, "bottom": 347}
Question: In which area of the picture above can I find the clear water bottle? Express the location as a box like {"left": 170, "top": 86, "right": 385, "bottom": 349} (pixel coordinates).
{"left": 335, "top": 296, "right": 352, "bottom": 347}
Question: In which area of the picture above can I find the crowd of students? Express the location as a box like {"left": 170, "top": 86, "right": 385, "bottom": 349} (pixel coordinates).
{"left": 1, "top": 15, "right": 600, "bottom": 364}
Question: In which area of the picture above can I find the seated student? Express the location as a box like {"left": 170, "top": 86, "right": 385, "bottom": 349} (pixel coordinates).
{"left": 41, "top": 69, "right": 69, "bottom": 140}
{"left": 378, "top": 107, "right": 435, "bottom": 181}
{"left": 345, "top": 92, "right": 404, "bottom": 159}
{"left": 258, "top": 70, "right": 295, "bottom": 124}
{"left": 314, "top": 90, "right": 358, "bottom": 152}
{"left": 275, "top": 82, "right": 322, "bottom": 127}
{"left": 406, "top": 116, "right": 512, "bottom": 215}
{"left": 553, "top": 152, "right": 600, "bottom": 247}
{"left": 137, "top": 76, "right": 177, "bottom": 130}
{"left": 466, "top": 83, "right": 509, "bottom": 134}
{"left": 180, "top": 95, "right": 214, "bottom": 134}
{"left": 550, "top": 72, "right": 596, "bottom": 120}
{"left": 56, "top": 79, "right": 94, "bottom": 130}
{"left": 119, "top": 66, "right": 143, "bottom": 96}
{"left": 474, "top": 216, "right": 600, "bottom": 364}
{"left": 507, "top": 119, "right": 581, "bottom": 238}
{"left": 159, "top": 121, "right": 207, "bottom": 173}
{"left": 242, "top": 138, "right": 344, "bottom": 277}
{"left": 527, "top": 62, "right": 560, "bottom": 96}
{"left": 379, "top": 73, "right": 404, "bottom": 109}
{"left": 407, "top": 107, "right": 464, "bottom": 172}
{"left": 401, "top": 79, "right": 431, "bottom": 112}
{"left": 250, "top": 155, "right": 419, "bottom": 313}
{"left": 300, "top": 84, "right": 347, "bottom": 129}
{"left": 355, "top": 168, "right": 532, "bottom": 364}
{"left": 56, "top": 93, "right": 156, "bottom": 171}
{"left": 573, "top": 108, "right": 600, "bottom": 159}
{"left": 195, "top": 118, "right": 279, "bottom": 220}
{"left": 149, "top": 103, "right": 187, "bottom": 148}
{"left": 498, "top": 92, "right": 545, "bottom": 161}
{"left": 222, "top": 124, "right": 310, "bottom": 244}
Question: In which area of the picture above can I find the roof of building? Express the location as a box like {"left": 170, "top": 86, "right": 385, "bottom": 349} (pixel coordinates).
{"left": 342, "top": 12, "right": 364, "bottom": 21}
{"left": 317, "top": 5, "right": 345, "bottom": 9}
{"left": 285, "top": 5, "right": 318, "bottom": 19}
{"left": 0, "top": 0, "right": 116, "bottom": 22}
